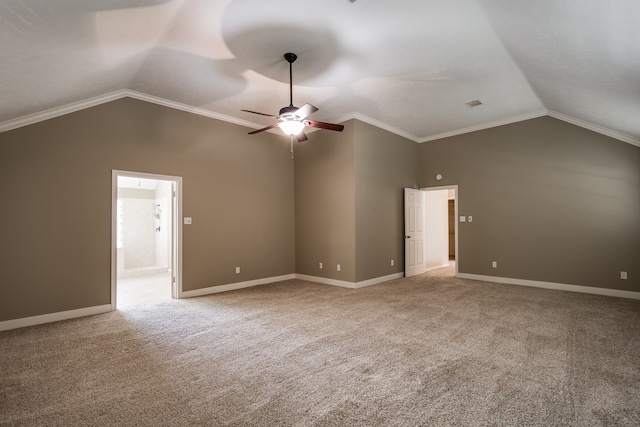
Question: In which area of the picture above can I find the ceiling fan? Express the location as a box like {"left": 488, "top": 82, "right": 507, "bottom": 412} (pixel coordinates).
{"left": 242, "top": 53, "right": 344, "bottom": 142}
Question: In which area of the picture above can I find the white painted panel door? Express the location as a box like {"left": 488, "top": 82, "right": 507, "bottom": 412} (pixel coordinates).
{"left": 404, "top": 188, "right": 426, "bottom": 277}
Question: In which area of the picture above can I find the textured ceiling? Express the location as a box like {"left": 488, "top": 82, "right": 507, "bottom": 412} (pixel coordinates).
{"left": 1, "top": 0, "right": 639, "bottom": 144}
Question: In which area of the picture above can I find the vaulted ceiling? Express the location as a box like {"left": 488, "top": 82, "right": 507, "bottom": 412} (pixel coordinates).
{"left": 1, "top": 0, "right": 639, "bottom": 145}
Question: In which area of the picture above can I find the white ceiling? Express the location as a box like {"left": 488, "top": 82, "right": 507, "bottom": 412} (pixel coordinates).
{"left": 1, "top": 0, "right": 639, "bottom": 145}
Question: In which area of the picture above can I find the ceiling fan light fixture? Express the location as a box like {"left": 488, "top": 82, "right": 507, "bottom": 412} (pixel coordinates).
{"left": 242, "top": 53, "right": 343, "bottom": 140}
{"left": 279, "top": 120, "right": 305, "bottom": 136}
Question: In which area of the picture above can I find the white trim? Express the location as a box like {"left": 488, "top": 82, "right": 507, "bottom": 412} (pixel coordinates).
{"left": 295, "top": 272, "right": 404, "bottom": 289}
{"left": 0, "top": 304, "right": 112, "bottom": 332}
{"left": 123, "top": 90, "right": 263, "bottom": 130}
{"left": 0, "top": 89, "right": 266, "bottom": 134}
{"left": 354, "top": 272, "right": 404, "bottom": 288}
{"left": 180, "top": 274, "right": 296, "bottom": 298}
{"left": 418, "top": 110, "right": 548, "bottom": 143}
{"left": 0, "top": 90, "right": 129, "bottom": 133}
{"left": 112, "top": 170, "right": 183, "bottom": 309}
{"left": 3, "top": 92, "right": 637, "bottom": 147}
{"left": 547, "top": 110, "right": 640, "bottom": 147}
{"left": 458, "top": 273, "right": 640, "bottom": 300}
{"left": 295, "top": 274, "right": 356, "bottom": 288}
{"left": 337, "top": 112, "right": 421, "bottom": 142}
{"left": 425, "top": 263, "right": 450, "bottom": 273}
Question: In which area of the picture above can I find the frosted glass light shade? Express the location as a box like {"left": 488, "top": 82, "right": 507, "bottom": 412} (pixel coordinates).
{"left": 279, "top": 120, "right": 305, "bottom": 136}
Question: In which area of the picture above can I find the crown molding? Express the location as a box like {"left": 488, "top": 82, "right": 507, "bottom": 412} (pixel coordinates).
{"left": 547, "top": 110, "right": 640, "bottom": 147}
{"left": 123, "top": 90, "right": 261, "bottom": 130}
{"left": 0, "top": 89, "right": 264, "bottom": 134}
{"left": 337, "top": 112, "right": 421, "bottom": 142}
{"left": 0, "top": 90, "right": 130, "bottom": 133}
{"left": 2, "top": 92, "right": 638, "bottom": 147}
{"left": 418, "top": 110, "right": 548, "bottom": 143}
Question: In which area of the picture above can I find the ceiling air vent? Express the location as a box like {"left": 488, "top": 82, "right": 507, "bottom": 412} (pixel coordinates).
{"left": 465, "top": 99, "right": 484, "bottom": 108}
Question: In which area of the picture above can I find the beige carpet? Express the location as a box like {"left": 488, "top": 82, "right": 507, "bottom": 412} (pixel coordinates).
{"left": 1, "top": 267, "right": 639, "bottom": 426}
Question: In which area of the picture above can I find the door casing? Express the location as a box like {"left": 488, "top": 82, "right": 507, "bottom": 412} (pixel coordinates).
{"left": 111, "top": 170, "right": 183, "bottom": 309}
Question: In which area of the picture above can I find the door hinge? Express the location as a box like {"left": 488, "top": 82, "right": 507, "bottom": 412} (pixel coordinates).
{"left": 172, "top": 277, "right": 176, "bottom": 284}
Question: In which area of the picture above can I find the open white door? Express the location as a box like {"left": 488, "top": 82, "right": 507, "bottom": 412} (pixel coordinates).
{"left": 404, "top": 188, "right": 426, "bottom": 277}
{"left": 167, "top": 177, "right": 183, "bottom": 299}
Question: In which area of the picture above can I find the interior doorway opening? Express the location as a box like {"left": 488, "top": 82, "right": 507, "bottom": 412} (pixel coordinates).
{"left": 404, "top": 186, "right": 458, "bottom": 278}
{"left": 111, "top": 170, "right": 182, "bottom": 310}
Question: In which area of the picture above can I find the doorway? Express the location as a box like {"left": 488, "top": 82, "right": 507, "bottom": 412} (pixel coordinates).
{"left": 404, "top": 186, "right": 458, "bottom": 278}
{"left": 423, "top": 185, "right": 458, "bottom": 276}
{"left": 111, "top": 170, "right": 182, "bottom": 309}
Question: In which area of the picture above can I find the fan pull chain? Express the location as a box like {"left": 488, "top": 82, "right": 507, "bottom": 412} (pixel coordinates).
{"left": 291, "top": 136, "right": 294, "bottom": 159}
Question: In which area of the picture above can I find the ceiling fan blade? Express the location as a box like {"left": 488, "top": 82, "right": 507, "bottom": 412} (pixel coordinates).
{"left": 295, "top": 132, "right": 308, "bottom": 142}
{"left": 305, "top": 120, "right": 344, "bottom": 132}
{"left": 294, "top": 103, "right": 318, "bottom": 120}
{"left": 241, "top": 109, "right": 277, "bottom": 118}
{"left": 248, "top": 123, "right": 280, "bottom": 135}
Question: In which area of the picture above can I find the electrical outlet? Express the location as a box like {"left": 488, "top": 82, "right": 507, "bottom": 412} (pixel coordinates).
{"left": 621, "top": 271, "right": 627, "bottom": 280}
{"left": 319, "top": 262, "right": 323, "bottom": 269}
{"left": 492, "top": 261, "right": 497, "bottom": 268}
{"left": 235, "top": 267, "right": 240, "bottom": 274}
{"left": 391, "top": 259, "right": 394, "bottom": 266}
{"left": 337, "top": 264, "right": 341, "bottom": 272}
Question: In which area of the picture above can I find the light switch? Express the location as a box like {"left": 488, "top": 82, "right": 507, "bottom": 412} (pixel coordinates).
{"left": 459, "top": 216, "right": 466, "bottom": 222}
{"left": 468, "top": 216, "right": 473, "bottom": 222}
{"left": 184, "top": 217, "right": 192, "bottom": 224}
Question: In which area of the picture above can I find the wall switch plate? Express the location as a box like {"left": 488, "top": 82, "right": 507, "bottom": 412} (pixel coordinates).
{"left": 391, "top": 259, "right": 394, "bottom": 266}
{"left": 621, "top": 271, "right": 627, "bottom": 280}
{"left": 184, "top": 217, "right": 192, "bottom": 224}
{"left": 460, "top": 216, "right": 466, "bottom": 222}
{"left": 319, "top": 262, "right": 323, "bottom": 269}
{"left": 468, "top": 216, "right": 473, "bottom": 222}
{"left": 492, "top": 261, "right": 497, "bottom": 268}
{"left": 235, "top": 267, "right": 240, "bottom": 274}
{"left": 337, "top": 264, "right": 341, "bottom": 272}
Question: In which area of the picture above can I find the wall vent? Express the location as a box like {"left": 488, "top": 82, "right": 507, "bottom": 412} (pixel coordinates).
{"left": 465, "top": 99, "right": 484, "bottom": 108}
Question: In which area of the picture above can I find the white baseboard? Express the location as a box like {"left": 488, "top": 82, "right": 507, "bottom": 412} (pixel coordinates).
{"left": 295, "top": 274, "right": 356, "bottom": 288}
{"left": 180, "top": 274, "right": 296, "bottom": 298}
{"left": 355, "top": 273, "right": 405, "bottom": 288}
{"left": 458, "top": 273, "right": 640, "bottom": 300}
{"left": 295, "top": 272, "right": 404, "bottom": 289}
{"left": 425, "top": 263, "right": 450, "bottom": 273}
{"left": 0, "top": 304, "right": 113, "bottom": 332}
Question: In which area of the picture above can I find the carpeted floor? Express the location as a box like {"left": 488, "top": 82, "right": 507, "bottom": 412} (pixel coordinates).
{"left": 1, "top": 267, "right": 639, "bottom": 426}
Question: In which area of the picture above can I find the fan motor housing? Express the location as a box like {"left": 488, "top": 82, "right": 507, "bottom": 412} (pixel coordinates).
{"left": 279, "top": 105, "right": 300, "bottom": 119}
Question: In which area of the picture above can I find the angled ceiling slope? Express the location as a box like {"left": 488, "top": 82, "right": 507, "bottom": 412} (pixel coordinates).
{"left": 0, "top": 0, "right": 638, "bottom": 146}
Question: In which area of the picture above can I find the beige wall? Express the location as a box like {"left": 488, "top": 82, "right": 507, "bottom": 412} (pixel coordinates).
{"left": 1, "top": 100, "right": 637, "bottom": 323}
{"left": 294, "top": 119, "right": 420, "bottom": 283}
{"left": 420, "top": 116, "right": 640, "bottom": 291}
{"left": 354, "top": 120, "right": 419, "bottom": 282}
{"left": 0, "top": 98, "right": 295, "bottom": 321}
{"left": 294, "top": 121, "right": 357, "bottom": 281}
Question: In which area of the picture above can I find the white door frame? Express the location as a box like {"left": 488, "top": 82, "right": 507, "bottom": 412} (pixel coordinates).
{"left": 420, "top": 185, "right": 459, "bottom": 277}
{"left": 111, "top": 170, "right": 183, "bottom": 310}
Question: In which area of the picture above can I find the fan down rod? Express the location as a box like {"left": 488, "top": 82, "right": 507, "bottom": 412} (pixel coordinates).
{"left": 284, "top": 53, "right": 297, "bottom": 107}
